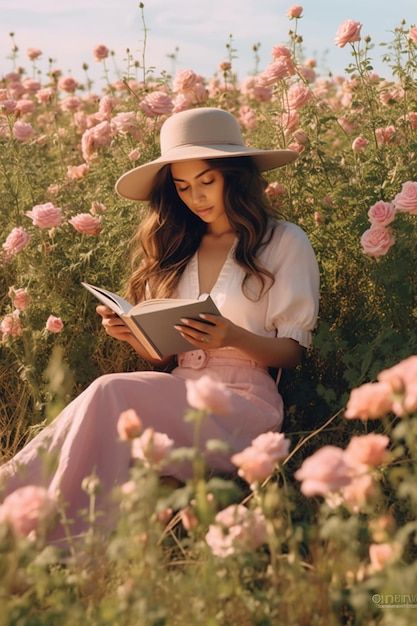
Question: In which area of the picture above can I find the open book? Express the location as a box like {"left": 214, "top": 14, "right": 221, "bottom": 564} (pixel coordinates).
{"left": 82, "top": 282, "right": 220, "bottom": 359}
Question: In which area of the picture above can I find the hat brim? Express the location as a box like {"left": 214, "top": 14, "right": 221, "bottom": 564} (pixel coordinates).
{"left": 115, "top": 144, "right": 298, "bottom": 201}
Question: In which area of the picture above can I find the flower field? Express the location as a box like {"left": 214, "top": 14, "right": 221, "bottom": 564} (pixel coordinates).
{"left": 0, "top": 4, "right": 417, "bottom": 625}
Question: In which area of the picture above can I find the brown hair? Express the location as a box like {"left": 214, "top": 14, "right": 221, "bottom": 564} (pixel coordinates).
{"left": 125, "top": 156, "right": 277, "bottom": 303}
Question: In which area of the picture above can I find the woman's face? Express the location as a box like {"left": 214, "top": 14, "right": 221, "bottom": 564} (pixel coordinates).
{"left": 170, "top": 160, "right": 230, "bottom": 232}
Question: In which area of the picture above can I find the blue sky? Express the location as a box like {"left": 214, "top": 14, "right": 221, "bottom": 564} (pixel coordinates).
{"left": 1, "top": 0, "right": 416, "bottom": 88}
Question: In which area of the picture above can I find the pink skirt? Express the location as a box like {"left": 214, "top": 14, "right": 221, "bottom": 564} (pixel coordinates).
{"left": 0, "top": 348, "right": 283, "bottom": 541}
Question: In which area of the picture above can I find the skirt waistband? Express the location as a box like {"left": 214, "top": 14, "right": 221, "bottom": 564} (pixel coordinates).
{"left": 177, "top": 348, "right": 267, "bottom": 371}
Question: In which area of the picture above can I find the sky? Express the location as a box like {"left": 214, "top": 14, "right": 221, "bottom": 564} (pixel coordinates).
{"left": 1, "top": 0, "right": 416, "bottom": 88}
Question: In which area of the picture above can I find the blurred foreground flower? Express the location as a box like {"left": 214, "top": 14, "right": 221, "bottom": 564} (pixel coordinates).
{"left": 205, "top": 504, "right": 267, "bottom": 558}
{"left": 132, "top": 428, "right": 174, "bottom": 467}
{"left": 117, "top": 409, "right": 143, "bottom": 441}
{"left": 0, "top": 486, "right": 56, "bottom": 538}
{"left": 232, "top": 432, "right": 290, "bottom": 485}
{"left": 185, "top": 375, "right": 232, "bottom": 415}
{"left": 0, "top": 310, "right": 22, "bottom": 339}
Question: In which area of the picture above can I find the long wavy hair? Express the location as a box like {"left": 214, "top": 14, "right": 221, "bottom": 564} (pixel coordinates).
{"left": 125, "top": 156, "right": 278, "bottom": 303}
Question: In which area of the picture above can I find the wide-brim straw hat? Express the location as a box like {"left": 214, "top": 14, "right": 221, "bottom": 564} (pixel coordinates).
{"left": 115, "top": 107, "right": 298, "bottom": 201}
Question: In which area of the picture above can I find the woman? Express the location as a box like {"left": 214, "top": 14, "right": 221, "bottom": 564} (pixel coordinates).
{"left": 0, "top": 108, "right": 319, "bottom": 541}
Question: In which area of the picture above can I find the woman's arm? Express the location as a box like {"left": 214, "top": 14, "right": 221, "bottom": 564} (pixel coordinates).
{"left": 174, "top": 314, "right": 303, "bottom": 369}
{"left": 96, "top": 305, "right": 173, "bottom": 367}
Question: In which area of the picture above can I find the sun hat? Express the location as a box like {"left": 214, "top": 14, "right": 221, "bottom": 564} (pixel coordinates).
{"left": 115, "top": 107, "right": 298, "bottom": 201}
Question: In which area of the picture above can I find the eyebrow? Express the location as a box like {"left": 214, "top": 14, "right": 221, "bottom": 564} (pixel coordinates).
{"left": 172, "top": 167, "right": 212, "bottom": 183}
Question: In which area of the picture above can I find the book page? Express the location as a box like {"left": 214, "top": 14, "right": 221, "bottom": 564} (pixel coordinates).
{"left": 129, "top": 298, "right": 202, "bottom": 315}
{"left": 81, "top": 282, "right": 132, "bottom": 315}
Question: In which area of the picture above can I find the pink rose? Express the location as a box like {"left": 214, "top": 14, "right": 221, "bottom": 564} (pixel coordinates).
{"left": 179, "top": 507, "right": 199, "bottom": 531}
{"left": 0, "top": 99, "right": 17, "bottom": 114}
{"left": 393, "top": 181, "right": 417, "bottom": 215}
{"left": 69, "top": 213, "right": 102, "bottom": 236}
{"left": 287, "top": 5, "right": 303, "bottom": 18}
{"left": 93, "top": 44, "right": 109, "bottom": 61}
{"left": 58, "top": 76, "right": 78, "bottom": 93}
{"left": 117, "top": 409, "right": 143, "bottom": 441}
{"left": 251, "top": 431, "right": 290, "bottom": 461}
{"left": 16, "top": 99, "right": 36, "bottom": 115}
{"left": 2, "top": 226, "right": 31, "bottom": 259}
{"left": 238, "top": 105, "right": 257, "bottom": 130}
{"left": 341, "top": 473, "right": 375, "bottom": 512}
{"left": 337, "top": 116, "right": 356, "bottom": 134}
{"left": 36, "top": 87, "right": 54, "bottom": 104}
{"left": 0, "top": 310, "right": 22, "bottom": 339}
{"left": 408, "top": 27, "right": 417, "bottom": 45}
{"left": 205, "top": 504, "right": 267, "bottom": 557}
{"left": 334, "top": 20, "right": 362, "bottom": 48}
{"left": 60, "top": 96, "right": 82, "bottom": 113}
{"left": 352, "top": 136, "right": 369, "bottom": 152}
{"left": 375, "top": 125, "right": 396, "bottom": 146}
{"left": 111, "top": 111, "right": 139, "bottom": 138}
{"left": 295, "top": 446, "right": 352, "bottom": 496}
{"left": 258, "top": 58, "right": 295, "bottom": 86}
{"left": 231, "top": 448, "right": 277, "bottom": 484}
{"left": 369, "top": 543, "right": 398, "bottom": 572}
{"left": 378, "top": 355, "right": 417, "bottom": 415}
{"left": 8, "top": 286, "right": 30, "bottom": 311}
{"left": 45, "top": 315, "right": 64, "bottom": 333}
{"left": 173, "top": 69, "right": 199, "bottom": 93}
{"left": 67, "top": 163, "right": 89, "bottom": 180}
{"left": 128, "top": 148, "right": 141, "bottom": 161}
{"left": 287, "top": 83, "right": 312, "bottom": 110}
{"left": 25, "top": 202, "right": 63, "bottom": 228}
{"left": 367, "top": 200, "right": 396, "bottom": 226}
{"left": 27, "top": 48, "right": 42, "bottom": 61}
{"left": 81, "top": 121, "right": 113, "bottom": 161}
{"left": 405, "top": 111, "right": 417, "bottom": 129}
{"left": 360, "top": 226, "right": 395, "bottom": 257}
{"left": 140, "top": 91, "right": 174, "bottom": 117}
{"left": 185, "top": 375, "right": 232, "bottom": 415}
{"left": 271, "top": 45, "right": 292, "bottom": 60}
{"left": 344, "top": 382, "right": 393, "bottom": 420}
{"left": 0, "top": 486, "right": 56, "bottom": 538}
{"left": 344, "top": 434, "right": 390, "bottom": 469}
{"left": 292, "top": 129, "right": 308, "bottom": 145}
{"left": 131, "top": 427, "right": 174, "bottom": 466}
{"left": 265, "top": 182, "right": 286, "bottom": 198}
{"left": 12, "top": 121, "right": 34, "bottom": 142}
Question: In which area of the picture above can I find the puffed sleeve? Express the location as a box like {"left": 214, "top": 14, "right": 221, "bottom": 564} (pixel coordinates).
{"left": 265, "top": 222, "right": 320, "bottom": 348}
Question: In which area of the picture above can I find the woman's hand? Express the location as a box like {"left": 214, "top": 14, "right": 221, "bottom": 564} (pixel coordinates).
{"left": 96, "top": 305, "right": 134, "bottom": 343}
{"left": 174, "top": 313, "right": 239, "bottom": 350}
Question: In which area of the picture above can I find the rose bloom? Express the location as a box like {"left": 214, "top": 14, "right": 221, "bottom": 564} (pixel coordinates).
{"left": 0, "top": 310, "right": 22, "bottom": 339}
{"left": 345, "top": 381, "right": 393, "bottom": 420}
{"left": 265, "top": 182, "right": 286, "bottom": 198}
{"left": 69, "top": 213, "right": 102, "bottom": 236}
{"left": 128, "top": 148, "right": 141, "bottom": 161}
{"left": 111, "top": 111, "right": 139, "bottom": 138}
{"left": 2, "top": 226, "right": 31, "bottom": 259}
{"left": 67, "top": 163, "right": 89, "bottom": 180}
{"left": 60, "top": 96, "right": 82, "bottom": 113}
{"left": 117, "top": 409, "right": 143, "bottom": 441}
{"left": 0, "top": 486, "right": 56, "bottom": 538}
{"left": 15, "top": 99, "right": 36, "bottom": 115}
{"left": 287, "top": 5, "right": 303, "bottom": 18}
{"left": 12, "top": 121, "right": 34, "bottom": 142}
{"left": 45, "top": 315, "right": 64, "bottom": 333}
{"left": 271, "top": 44, "right": 292, "bottom": 60}
{"left": 344, "top": 434, "right": 390, "bottom": 469}
{"left": 36, "top": 87, "right": 55, "bottom": 104}
{"left": 369, "top": 543, "right": 398, "bottom": 572}
{"left": 295, "top": 446, "right": 352, "bottom": 496}
{"left": 0, "top": 99, "right": 17, "bottom": 114}
{"left": 8, "top": 286, "right": 30, "bottom": 311}
{"left": 378, "top": 355, "right": 417, "bottom": 415}
{"left": 180, "top": 506, "right": 199, "bottom": 531}
{"left": 231, "top": 447, "right": 277, "bottom": 484}
{"left": 27, "top": 48, "right": 42, "bottom": 61}
{"left": 258, "top": 58, "right": 295, "bottom": 86}
{"left": 131, "top": 427, "right": 174, "bottom": 467}
{"left": 26, "top": 202, "right": 63, "bottom": 229}
{"left": 367, "top": 200, "right": 396, "bottom": 226}
{"left": 375, "top": 125, "right": 396, "bottom": 146}
{"left": 405, "top": 111, "right": 417, "bottom": 129}
{"left": 22, "top": 78, "right": 41, "bottom": 94}
{"left": 393, "top": 181, "right": 417, "bottom": 215}
{"left": 409, "top": 26, "right": 417, "bottom": 45}
{"left": 185, "top": 375, "right": 231, "bottom": 415}
{"left": 279, "top": 111, "right": 300, "bottom": 132}
{"left": 360, "top": 225, "right": 395, "bottom": 258}
{"left": 205, "top": 504, "right": 267, "bottom": 558}
{"left": 239, "top": 105, "right": 257, "bottom": 130}
{"left": 173, "top": 69, "right": 199, "bottom": 93}
{"left": 93, "top": 44, "right": 109, "bottom": 61}
{"left": 98, "top": 94, "right": 116, "bottom": 120}
{"left": 81, "top": 121, "right": 113, "bottom": 161}
{"left": 57, "top": 76, "right": 78, "bottom": 93}
{"left": 287, "top": 83, "right": 312, "bottom": 110}
{"left": 352, "top": 136, "right": 369, "bottom": 152}
{"left": 334, "top": 20, "right": 362, "bottom": 48}
{"left": 140, "top": 91, "right": 174, "bottom": 117}
{"left": 341, "top": 473, "right": 375, "bottom": 512}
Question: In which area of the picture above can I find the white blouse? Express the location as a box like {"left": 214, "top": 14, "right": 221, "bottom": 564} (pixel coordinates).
{"left": 175, "top": 220, "right": 320, "bottom": 348}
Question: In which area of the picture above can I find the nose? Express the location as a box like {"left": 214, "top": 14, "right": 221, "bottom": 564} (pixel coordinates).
{"left": 191, "top": 186, "right": 206, "bottom": 205}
